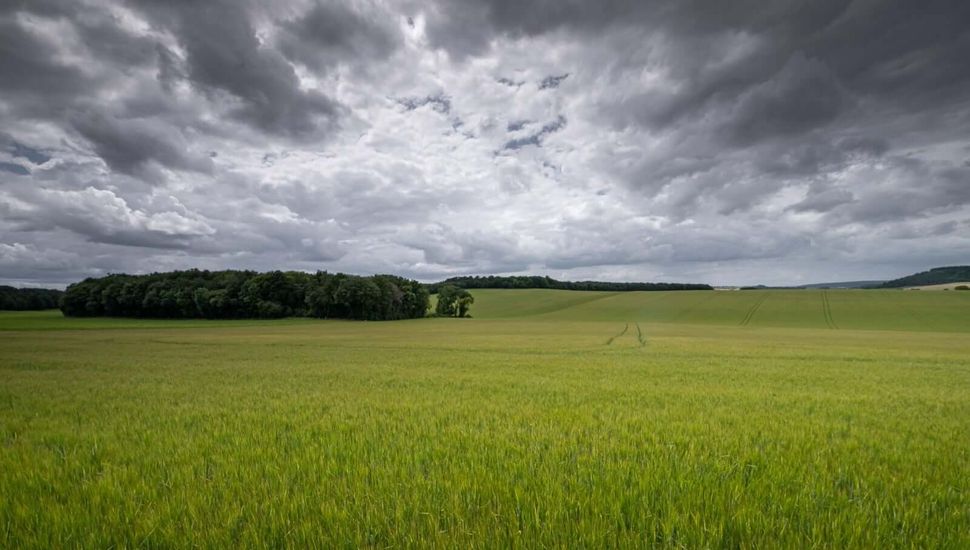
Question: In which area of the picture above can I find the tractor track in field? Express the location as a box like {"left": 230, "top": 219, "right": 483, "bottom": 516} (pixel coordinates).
{"left": 821, "top": 290, "right": 839, "bottom": 329}
{"left": 606, "top": 323, "right": 629, "bottom": 345}
{"left": 738, "top": 293, "right": 769, "bottom": 326}
{"left": 605, "top": 322, "right": 646, "bottom": 347}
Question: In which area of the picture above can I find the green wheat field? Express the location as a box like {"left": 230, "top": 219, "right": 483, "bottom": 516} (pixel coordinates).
{"left": 1, "top": 289, "right": 968, "bottom": 547}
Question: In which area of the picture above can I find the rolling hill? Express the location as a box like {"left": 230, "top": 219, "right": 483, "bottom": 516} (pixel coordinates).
{"left": 467, "top": 288, "right": 970, "bottom": 332}
{"left": 877, "top": 266, "right": 970, "bottom": 288}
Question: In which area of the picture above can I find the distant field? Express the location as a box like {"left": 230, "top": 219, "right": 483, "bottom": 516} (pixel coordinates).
{"left": 1, "top": 290, "right": 968, "bottom": 547}
{"left": 469, "top": 288, "right": 970, "bottom": 331}
{"left": 904, "top": 281, "right": 970, "bottom": 291}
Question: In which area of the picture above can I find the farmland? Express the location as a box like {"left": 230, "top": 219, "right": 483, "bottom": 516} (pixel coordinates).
{"left": 1, "top": 289, "right": 968, "bottom": 547}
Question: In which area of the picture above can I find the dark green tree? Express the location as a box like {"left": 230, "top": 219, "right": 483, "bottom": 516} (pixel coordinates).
{"left": 61, "top": 269, "right": 429, "bottom": 321}
{"left": 0, "top": 286, "right": 64, "bottom": 311}
{"left": 435, "top": 284, "right": 473, "bottom": 317}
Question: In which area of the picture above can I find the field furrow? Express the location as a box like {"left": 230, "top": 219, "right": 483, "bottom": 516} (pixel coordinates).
{"left": 739, "top": 293, "right": 769, "bottom": 326}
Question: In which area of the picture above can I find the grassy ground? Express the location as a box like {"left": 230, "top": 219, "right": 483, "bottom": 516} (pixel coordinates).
{"left": 1, "top": 290, "right": 968, "bottom": 547}
{"left": 468, "top": 288, "right": 970, "bottom": 331}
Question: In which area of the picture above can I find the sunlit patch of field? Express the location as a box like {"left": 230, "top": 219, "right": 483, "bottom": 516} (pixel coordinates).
{"left": 903, "top": 281, "right": 970, "bottom": 290}
{"left": 1, "top": 291, "right": 968, "bottom": 547}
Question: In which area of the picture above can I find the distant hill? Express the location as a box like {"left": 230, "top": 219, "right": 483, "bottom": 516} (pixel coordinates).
{"left": 877, "top": 266, "right": 970, "bottom": 288}
{"left": 799, "top": 280, "right": 885, "bottom": 289}
{"left": 464, "top": 288, "right": 970, "bottom": 331}
{"left": 427, "top": 275, "right": 712, "bottom": 293}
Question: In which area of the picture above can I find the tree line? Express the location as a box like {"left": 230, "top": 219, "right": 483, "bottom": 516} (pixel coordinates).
{"left": 0, "top": 286, "right": 64, "bottom": 310}
{"left": 60, "top": 270, "right": 429, "bottom": 321}
{"left": 425, "top": 275, "right": 712, "bottom": 293}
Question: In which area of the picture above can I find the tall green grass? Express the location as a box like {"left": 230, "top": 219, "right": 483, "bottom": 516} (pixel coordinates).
{"left": 1, "top": 293, "right": 968, "bottom": 547}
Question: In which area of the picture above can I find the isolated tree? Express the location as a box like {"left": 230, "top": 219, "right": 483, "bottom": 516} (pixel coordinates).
{"left": 436, "top": 284, "right": 474, "bottom": 317}
{"left": 456, "top": 291, "right": 474, "bottom": 317}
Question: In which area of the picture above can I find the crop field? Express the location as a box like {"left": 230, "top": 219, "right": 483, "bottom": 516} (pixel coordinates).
{"left": 1, "top": 290, "right": 968, "bottom": 547}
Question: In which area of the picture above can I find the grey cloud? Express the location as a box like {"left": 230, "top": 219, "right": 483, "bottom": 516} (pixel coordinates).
{"left": 807, "top": 1, "right": 970, "bottom": 107}
{"left": 130, "top": 0, "right": 342, "bottom": 139}
{"left": 540, "top": 216, "right": 804, "bottom": 270}
{"left": 886, "top": 220, "right": 963, "bottom": 240}
{"left": 758, "top": 136, "right": 888, "bottom": 177}
{"left": 155, "top": 44, "right": 184, "bottom": 92}
{"left": 818, "top": 159, "right": 970, "bottom": 225}
{"left": 418, "top": 0, "right": 649, "bottom": 57}
{"left": 278, "top": 1, "right": 402, "bottom": 72}
{"left": 790, "top": 185, "right": 855, "bottom": 214}
{"left": 722, "top": 54, "right": 846, "bottom": 146}
{"left": 252, "top": 168, "right": 467, "bottom": 231}
{"left": 423, "top": 1, "right": 968, "bottom": 147}
{"left": 70, "top": 111, "right": 214, "bottom": 177}
{"left": 72, "top": 9, "right": 158, "bottom": 67}
{"left": 930, "top": 221, "right": 960, "bottom": 236}
{"left": 0, "top": 15, "right": 92, "bottom": 115}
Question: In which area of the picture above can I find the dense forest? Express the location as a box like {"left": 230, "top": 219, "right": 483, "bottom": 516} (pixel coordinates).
{"left": 61, "top": 270, "right": 429, "bottom": 320}
{"left": 426, "top": 275, "right": 712, "bottom": 293}
{"left": 876, "top": 266, "right": 970, "bottom": 288}
{"left": 0, "top": 286, "right": 64, "bottom": 310}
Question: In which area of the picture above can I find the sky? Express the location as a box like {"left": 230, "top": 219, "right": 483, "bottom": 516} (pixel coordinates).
{"left": 1, "top": 0, "right": 969, "bottom": 288}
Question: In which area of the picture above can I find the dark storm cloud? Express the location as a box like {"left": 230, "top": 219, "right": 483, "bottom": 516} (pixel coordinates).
{"left": 721, "top": 54, "right": 846, "bottom": 147}
{"left": 418, "top": 0, "right": 655, "bottom": 58}
{"left": 278, "top": 0, "right": 402, "bottom": 72}
{"left": 0, "top": 15, "right": 92, "bottom": 114}
{"left": 73, "top": 9, "right": 158, "bottom": 67}
{"left": 423, "top": 0, "right": 970, "bottom": 140}
{"left": 128, "top": 0, "right": 342, "bottom": 139}
{"left": 70, "top": 110, "right": 213, "bottom": 176}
